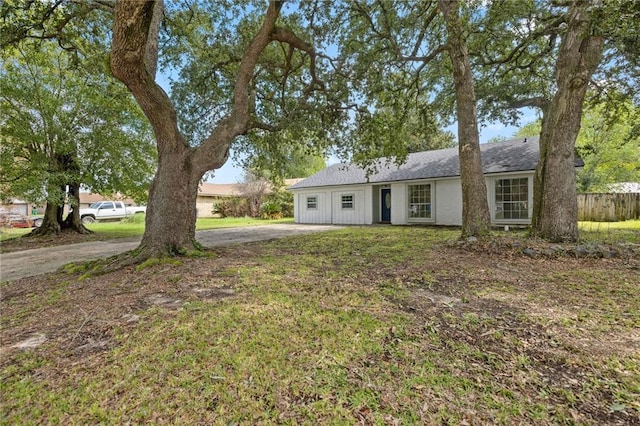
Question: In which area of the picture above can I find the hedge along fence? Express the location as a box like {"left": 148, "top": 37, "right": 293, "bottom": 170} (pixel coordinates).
{"left": 577, "top": 193, "right": 640, "bottom": 222}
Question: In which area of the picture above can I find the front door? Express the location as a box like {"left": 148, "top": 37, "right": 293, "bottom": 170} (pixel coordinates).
{"left": 381, "top": 188, "right": 391, "bottom": 222}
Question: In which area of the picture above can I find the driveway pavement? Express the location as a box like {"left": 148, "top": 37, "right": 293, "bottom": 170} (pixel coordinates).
{"left": 0, "top": 224, "right": 341, "bottom": 282}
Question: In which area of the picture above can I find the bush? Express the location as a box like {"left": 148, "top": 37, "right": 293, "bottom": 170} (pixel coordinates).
{"left": 260, "top": 201, "right": 282, "bottom": 220}
{"left": 213, "top": 198, "right": 250, "bottom": 218}
{"left": 266, "top": 190, "right": 294, "bottom": 218}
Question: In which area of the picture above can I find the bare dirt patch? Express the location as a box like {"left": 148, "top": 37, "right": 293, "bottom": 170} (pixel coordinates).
{"left": 1, "top": 230, "right": 107, "bottom": 254}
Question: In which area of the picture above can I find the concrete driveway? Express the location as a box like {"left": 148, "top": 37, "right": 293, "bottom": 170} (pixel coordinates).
{"left": 0, "top": 224, "right": 341, "bottom": 282}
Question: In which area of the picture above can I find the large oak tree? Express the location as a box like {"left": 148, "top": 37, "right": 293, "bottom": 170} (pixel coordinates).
{"left": 110, "top": 0, "right": 339, "bottom": 258}
{"left": 473, "top": 0, "right": 639, "bottom": 241}
{"left": 340, "top": 0, "right": 490, "bottom": 237}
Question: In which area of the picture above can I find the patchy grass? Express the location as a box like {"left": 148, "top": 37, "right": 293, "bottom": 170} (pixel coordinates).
{"left": 580, "top": 219, "right": 640, "bottom": 244}
{"left": 0, "top": 227, "right": 31, "bottom": 241}
{"left": 1, "top": 226, "right": 639, "bottom": 424}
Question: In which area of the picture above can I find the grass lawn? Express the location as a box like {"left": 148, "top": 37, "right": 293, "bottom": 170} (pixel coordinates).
{"left": 0, "top": 217, "right": 294, "bottom": 247}
{"left": 1, "top": 225, "right": 638, "bottom": 424}
{"left": 83, "top": 216, "right": 294, "bottom": 239}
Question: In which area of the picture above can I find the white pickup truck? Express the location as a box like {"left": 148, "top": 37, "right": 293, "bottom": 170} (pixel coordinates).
{"left": 79, "top": 201, "right": 146, "bottom": 224}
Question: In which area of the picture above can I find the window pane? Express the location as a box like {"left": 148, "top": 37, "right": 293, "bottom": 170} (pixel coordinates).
{"left": 306, "top": 196, "right": 317, "bottom": 209}
{"left": 408, "top": 184, "right": 431, "bottom": 218}
{"left": 341, "top": 194, "right": 354, "bottom": 209}
{"left": 495, "top": 178, "right": 528, "bottom": 219}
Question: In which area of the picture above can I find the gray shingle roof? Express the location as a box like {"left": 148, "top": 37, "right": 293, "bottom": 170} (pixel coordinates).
{"left": 289, "top": 136, "right": 579, "bottom": 190}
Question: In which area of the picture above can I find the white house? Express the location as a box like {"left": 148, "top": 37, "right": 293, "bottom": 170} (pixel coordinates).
{"left": 288, "top": 136, "right": 582, "bottom": 226}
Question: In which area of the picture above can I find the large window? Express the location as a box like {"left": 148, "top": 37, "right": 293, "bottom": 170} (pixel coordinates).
{"left": 408, "top": 184, "right": 431, "bottom": 219}
{"left": 341, "top": 194, "right": 354, "bottom": 209}
{"left": 306, "top": 196, "right": 317, "bottom": 210}
{"left": 495, "top": 178, "right": 529, "bottom": 219}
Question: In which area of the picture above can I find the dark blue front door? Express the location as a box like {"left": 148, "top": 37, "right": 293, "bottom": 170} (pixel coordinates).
{"left": 381, "top": 188, "right": 391, "bottom": 222}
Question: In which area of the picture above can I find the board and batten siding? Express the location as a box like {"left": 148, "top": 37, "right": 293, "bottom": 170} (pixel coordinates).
{"left": 331, "top": 186, "right": 373, "bottom": 224}
{"left": 291, "top": 172, "right": 537, "bottom": 226}
{"left": 390, "top": 183, "right": 407, "bottom": 225}
{"left": 295, "top": 192, "right": 331, "bottom": 224}
{"left": 293, "top": 186, "right": 373, "bottom": 225}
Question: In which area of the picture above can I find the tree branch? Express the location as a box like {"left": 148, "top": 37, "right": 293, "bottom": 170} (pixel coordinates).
{"left": 271, "top": 26, "right": 326, "bottom": 95}
{"left": 507, "top": 97, "right": 549, "bottom": 110}
{"left": 194, "top": 1, "right": 284, "bottom": 175}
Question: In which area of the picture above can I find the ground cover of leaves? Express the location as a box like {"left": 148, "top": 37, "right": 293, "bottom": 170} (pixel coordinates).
{"left": 1, "top": 226, "right": 639, "bottom": 424}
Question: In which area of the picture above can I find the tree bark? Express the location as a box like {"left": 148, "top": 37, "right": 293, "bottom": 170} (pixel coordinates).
{"left": 30, "top": 200, "right": 61, "bottom": 236}
{"left": 439, "top": 0, "right": 491, "bottom": 237}
{"left": 531, "top": 2, "right": 604, "bottom": 242}
{"left": 110, "top": 0, "right": 284, "bottom": 258}
{"left": 61, "top": 182, "right": 92, "bottom": 234}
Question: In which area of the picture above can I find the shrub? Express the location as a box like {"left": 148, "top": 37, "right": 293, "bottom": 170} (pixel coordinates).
{"left": 260, "top": 201, "right": 282, "bottom": 220}
{"left": 213, "top": 198, "right": 250, "bottom": 218}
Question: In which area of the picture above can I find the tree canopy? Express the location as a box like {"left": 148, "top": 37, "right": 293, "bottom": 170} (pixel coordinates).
{"left": 0, "top": 32, "right": 155, "bottom": 233}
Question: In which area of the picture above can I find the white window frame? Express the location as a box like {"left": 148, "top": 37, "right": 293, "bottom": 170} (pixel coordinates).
{"left": 341, "top": 194, "right": 355, "bottom": 210}
{"left": 493, "top": 176, "right": 530, "bottom": 222}
{"left": 407, "top": 183, "right": 434, "bottom": 223}
{"left": 306, "top": 196, "right": 318, "bottom": 210}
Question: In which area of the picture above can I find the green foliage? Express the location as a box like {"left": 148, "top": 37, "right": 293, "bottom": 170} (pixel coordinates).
{"left": 0, "top": 38, "right": 155, "bottom": 207}
{"left": 336, "top": 2, "right": 456, "bottom": 167}
{"left": 267, "top": 189, "right": 294, "bottom": 218}
{"left": 161, "top": 2, "right": 346, "bottom": 158}
{"left": 260, "top": 200, "right": 282, "bottom": 220}
{"left": 576, "top": 100, "right": 640, "bottom": 192}
{"left": 244, "top": 143, "right": 327, "bottom": 180}
{"left": 514, "top": 120, "right": 542, "bottom": 138}
{"left": 516, "top": 100, "right": 640, "bottom": 192}
{"left": 213, "top": 198, "right": 250, "bottom": 218}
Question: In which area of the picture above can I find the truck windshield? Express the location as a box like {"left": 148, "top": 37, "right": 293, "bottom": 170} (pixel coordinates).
{"left": 88, "top": 202, "right": 102, "bottom": 208}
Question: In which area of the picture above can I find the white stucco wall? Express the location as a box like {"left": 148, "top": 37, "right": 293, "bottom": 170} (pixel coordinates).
{"left": 390, "top": 183, "right": 407, "bottom": 225}
{"left": 434, "top": 179, "right": 463, "bottom": 226}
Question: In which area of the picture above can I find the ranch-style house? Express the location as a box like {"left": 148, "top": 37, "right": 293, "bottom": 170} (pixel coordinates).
{"left": 288, "top": 136, "right": 583, "bottom": 226}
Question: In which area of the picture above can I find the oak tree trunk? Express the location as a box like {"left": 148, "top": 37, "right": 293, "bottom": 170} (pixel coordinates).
{"left": 30, "top": 201, "right": 61, "bottom": 236}
{"left": 110, "top": 0, "right": 283, "bottom": 260}
{"left": 531, "top": 2, "right": 604, "bottom": 242}
{"left": 439, "top": 0, "right": 491, "bottom": 237}
{"left": 139, "top": 142, "right": 200, "bottom": 256}
{"left": 61, "top": 182, "right": 92, "bottom": 234}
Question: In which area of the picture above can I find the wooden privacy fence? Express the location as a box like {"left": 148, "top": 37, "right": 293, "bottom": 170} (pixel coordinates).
{"left": 577, "top": 193, "right": 640, "bottom": 222}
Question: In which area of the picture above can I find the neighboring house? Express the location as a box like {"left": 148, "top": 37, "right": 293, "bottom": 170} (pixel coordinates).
{"left": 198, "top": 179, "right": 304, "bottom": 218}
{"left": 288, "top": 136, "right": 583, "bottom": 226}
{"left": 197, "top": 183, "right": 241, "bottom": 217}
{"left": 0, "top": 199, "right": 36, "bottom": 215}
{"left": 1, "top": 179, "right": 307, "bottom": 220}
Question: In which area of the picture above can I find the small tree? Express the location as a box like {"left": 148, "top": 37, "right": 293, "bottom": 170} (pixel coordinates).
{"left": 235, "top": 173, "right": 271, "bottom": 218}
